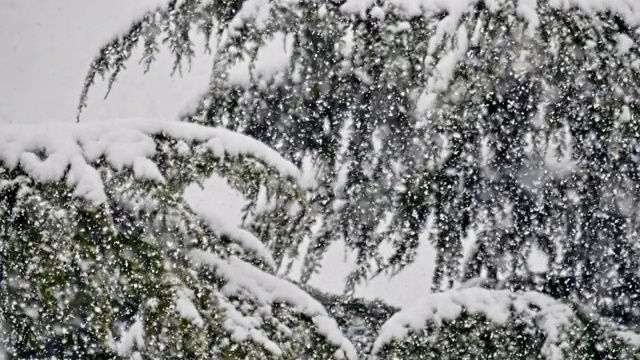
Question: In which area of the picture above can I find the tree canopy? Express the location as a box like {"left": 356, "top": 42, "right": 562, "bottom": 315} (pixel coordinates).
{"left": 373, "top": 288, "right": 640, "bottom": 359}
{"left": 0, "top": 120, "right": 356, "bottom": 359}
{"left": 77, "top": 0, "right": 640, "bottom": 328}
{"left": 3, "top": 0, "right": 639, "bottom": 358}
{"left": 0, "top": 120, "right": 637, "bottom": 358}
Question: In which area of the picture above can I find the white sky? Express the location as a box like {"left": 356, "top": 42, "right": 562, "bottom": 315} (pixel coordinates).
{"left": 0, "top": 0, "right": 441, "bottom": 308}
{"left": 0, "top": 0, "right": 211, "bottom": 124}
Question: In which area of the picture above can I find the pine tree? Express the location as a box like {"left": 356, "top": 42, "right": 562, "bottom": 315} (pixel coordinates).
{"left": 372, "top": 287, "right": 640, "bottom": 359}
{"left": 78, "top": 0, "right": 640, "bottom": 331}
{"left": 0, "top": 120, "right": 356, "bottom": 359}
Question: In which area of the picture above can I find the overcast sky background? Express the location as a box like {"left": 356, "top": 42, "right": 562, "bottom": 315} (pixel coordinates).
{"left": 0, "top": 0, "right": 442, "bottom": 307}
{"left": 0, "top": 0, "right": 213, "bottom": 124}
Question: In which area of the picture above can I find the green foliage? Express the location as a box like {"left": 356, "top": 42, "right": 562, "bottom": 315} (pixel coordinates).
{"left": 377, "top": 313, "right": 639, "bottom": 359}
{"left": 0, "top": 125, "right": 352, "bottom": 359}
{"left": 376, "top": 313, "right": 544, "bottom": 359}
{"left": 373, "top": 290, "right": 640, "bottom": 360}
{"left": 80, "top": 0, "right": 640, "bottom": 333}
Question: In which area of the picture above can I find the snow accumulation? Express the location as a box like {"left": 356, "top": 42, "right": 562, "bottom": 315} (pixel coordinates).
{"left": 341, "top": 0, "right": 640, "bottom": 26}
{"left": 175, "top": 287, "right": 205, "bottom": 328}
{"left": 339, "top": 0, "right": 640, "bottom": 121}
{"left": 372, "top": 288, "right": 574, "bottom": 360}
{"left": 0, "top": 119, "right": 304, "bottom": 205}
{"left": 0, "top": 119, "right": 308, "bottom": 267}
{"left": 617, "top": 330, "right": 640, "bottom": 348}
{"left": 116, "top": 317, "right": 145, "bottom": 358}
{"left": 229, "top": 0, "right": 272, "bottom": 34}
{"left": 189, "top": 250, "right": 358, "bottom": 360}
{"left": 183, "top": 174, "right": 278, "bottom": 268}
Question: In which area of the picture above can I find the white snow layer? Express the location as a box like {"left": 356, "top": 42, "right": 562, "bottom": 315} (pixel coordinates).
{"left": 229, "top": 0, "right": 272, "bottom": 34}
{"left": 189, "top": 250, "right": 358, "bottom": 360}
{"left": 0, "top": 119, "right": 307, "bottom": 266}
{"left": 618, "top": 330, "right": 640, "bottom": 348}
{"left": 344, "top": 0, "right": 640, "bottom": 118}
{"left": 117, "top": 317, "right": 145, "bottom": 357}
{"left": 175, "top": 288, "right": 205, "bottom": 327}
{"left": 372, "top": 288, "right": 574, "bottom": 360}
{"left": 181, "top": 174, "right": 280, "bottom": 268}
{"left": 0, "top": 118, "right": 304, "bottom": 206}
{"left": 341, "top": 0, "right": 640, "bottom": 26}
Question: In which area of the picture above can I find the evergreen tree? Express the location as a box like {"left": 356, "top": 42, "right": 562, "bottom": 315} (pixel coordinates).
{"left": 0, "top": 120, "right": 356, "bottom": 359}
{"left": 372, "top": 287, "right": 640, "bottom": 359}
{"left": 78, "top": 0, "right": 640, "bottom": 333}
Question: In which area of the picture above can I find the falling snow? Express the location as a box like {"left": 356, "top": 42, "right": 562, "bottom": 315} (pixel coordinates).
{"left": 3, "top": 0, "right": 640, "bottom": 358}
